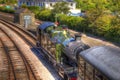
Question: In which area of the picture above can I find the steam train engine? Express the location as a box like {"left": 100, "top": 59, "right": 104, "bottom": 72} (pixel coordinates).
{"left": 36, "top": 22, "right": 89, "bottom": 80}
{"left": 62, "top": 34, "right": 90, "bottom": 66}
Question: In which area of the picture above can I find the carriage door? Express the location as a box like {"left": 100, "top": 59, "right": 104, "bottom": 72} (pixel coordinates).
{"left": 24, "top": 15, "right": 31, "bottom": 28}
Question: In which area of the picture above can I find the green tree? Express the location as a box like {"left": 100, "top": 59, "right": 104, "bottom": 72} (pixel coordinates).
{"left": 75, "top": 0, "right": 96, "bottom": 11}
{"left": 58, "top": 14, "right": 85, "bottom": 30}
{"left": 21, "top": 4, "right": 28, "bottom": 8}
{"left": 38, "top": 9, "right": 52, "bottom": 21}
{"left": 28, "top": 6, "right": 40, "bottom": 15}
{"left": 91, "top": 14, "right": 113, "bottom": 36}
{"left": 84, "top": 0, "right": 106, "bottom": 33}
{"left": 105, "top": 16, "right": 120, "bottom": 42}
{"left": 52, "top": 2, "right": 70, "bottom": 14}
{"left": 107, "top": 0, "right": 120, "bottom": 13}
{"left": 0, "top": 0, "right": 17, "bottom": 4}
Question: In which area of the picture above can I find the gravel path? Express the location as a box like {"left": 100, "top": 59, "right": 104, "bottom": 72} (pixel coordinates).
{"left": 69, "top": 29, "right": 120, "bottom": 48}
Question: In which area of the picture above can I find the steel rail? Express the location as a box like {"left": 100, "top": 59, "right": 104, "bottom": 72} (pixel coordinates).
{"left": 0, "top": 29, "right": 32, "bottom": 80}
{"left": 0, "top": 38, "right": 12, "bottom": 80}
{"left": 0, "top": 23, "right": 37, "bottom": 80}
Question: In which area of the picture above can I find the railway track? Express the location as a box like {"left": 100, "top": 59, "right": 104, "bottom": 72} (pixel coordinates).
{"left": 0, "top": 18, "right": 36, "bottom": 45}
{"left": 0, "top": 19, "right": 62, "bottom": 80}
{"left": 0, "top": 37, "right": 9, "bottom": 80}
{"left": 0, "top": 26, "right": 37, "bottom": 80}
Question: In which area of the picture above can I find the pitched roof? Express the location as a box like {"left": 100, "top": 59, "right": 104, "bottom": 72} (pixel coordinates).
{"left": 15, "top": 8, "right": 32, "bottom": 14}
{"left": 80, "top": 46, "right": 120, "bottom": 80}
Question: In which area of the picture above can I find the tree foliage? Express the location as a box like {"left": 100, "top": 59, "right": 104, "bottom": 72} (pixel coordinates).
{"left": 52, "top": 2, "right": 70, "bottom": 14}
{"left": 38, "top": 9, "right": 53, "bottom": 21}
{"left": 58, "top": 14, "right": 85, "bottom": 30}
{"left": 0, "top": 0, "right": 17, "bottom": 4}
{"left": 21, "top": 4, "right": 28, "bottom": 8}
{"left": 0, "top": 6, "right": 15, "bottom": 13}
{"left": 27, "top": 6, "right": 40, "bottom": 15}
{"left": 74, "top": 0, "right": 120, "bottom": 43}
{"left": 105, "top": 16, "right": 120, "bottom": 42}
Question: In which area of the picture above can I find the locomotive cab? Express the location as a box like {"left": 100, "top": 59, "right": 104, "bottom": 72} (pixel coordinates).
{"left": 36, "top": 22, "right": 72, "bottom": 63}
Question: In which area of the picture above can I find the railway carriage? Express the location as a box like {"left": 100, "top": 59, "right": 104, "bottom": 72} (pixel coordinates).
{"left": 78, "top": 46, "right": 120, "bottom": 80}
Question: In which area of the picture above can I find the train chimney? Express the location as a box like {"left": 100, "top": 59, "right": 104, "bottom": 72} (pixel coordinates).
{"left": 74, "top": 33, "right": 82, "bottom": 41}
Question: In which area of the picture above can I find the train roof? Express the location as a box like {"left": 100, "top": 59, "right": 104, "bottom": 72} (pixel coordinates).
{"left": 38, "top": 22, "right": 55, "bottom": 30}
{"left": 79, "top": 46, "right": 120, "bottom": 80}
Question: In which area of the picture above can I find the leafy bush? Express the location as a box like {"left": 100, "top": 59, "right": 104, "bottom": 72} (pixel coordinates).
{"left": 38, "top": 9, "right": 54, "bottom": 21}
{"left": 58, "top": 14, "right": 85, "bottom": 31}
{"left": 89, "top": 14, "right": 113, "bottom": 36}
{"left": 27, "top": 6, "right": 40, "bottom": 15}
{"left": 21, "top": 4, "right": 28, "bottom": 8}
{"left": 105, "top": 17, "right": 120, "bottom": 43}
{"left": 0, "top": 6, "right": 15, "bottom": 13}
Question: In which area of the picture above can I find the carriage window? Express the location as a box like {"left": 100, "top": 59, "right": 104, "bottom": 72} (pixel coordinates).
{"left": 85, "top": 63, "right": 94, "bottom": 80}
{"left": 79, "top": 57, "right": 84, "bottom": 67}
{"left": 95, "top": 70, "right": 108, "bottom": 80}
{"left": 78, "top": 57, "right": 85, "bottom": 80}
{"left": 103, "top": 76, "right": 108, "bottom": 80}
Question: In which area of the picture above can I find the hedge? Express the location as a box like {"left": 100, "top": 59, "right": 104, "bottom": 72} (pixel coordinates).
{"left": 37, "top": 9, "right": 54, "bottom": 21}
{"left": 57, "top": 14, "right": 85, "bottom": 31}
